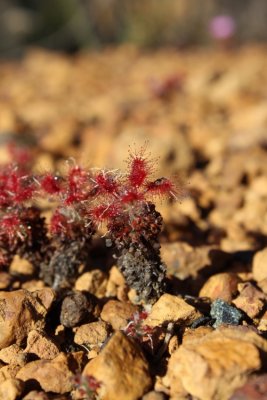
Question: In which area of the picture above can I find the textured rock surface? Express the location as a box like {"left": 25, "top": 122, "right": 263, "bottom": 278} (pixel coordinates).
{"left": 210, "top": 299, "right": 243, "bottom": 328}
{"left": 16, "top": 352, "right": 85, "bottom": 394}
{"left": 100, "top": 300, "right": 137, "bottom": 330}
{"left": 144, "top": 294, "right": 200, "bottom": 327}
{"left": 83, "top": 331, "right": 152, "bottom": 400}
{"left": 232, "top": 282, "right": 266, "bottom": 319}
{"left": 0, "top": 289, "right": 55, "bottom": 349}
{"left": 23, "top": 330, "right": 60, "bottom": 360}
{"left": 165, "top": 328, "right": 262, "bottom": 400}
{"left": 74, "top": 320, "right": 110, "bottom": 346}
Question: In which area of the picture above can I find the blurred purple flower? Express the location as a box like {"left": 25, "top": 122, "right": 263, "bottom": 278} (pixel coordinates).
{"left": 209, "top": 15, "right": 236, "bottom": 40}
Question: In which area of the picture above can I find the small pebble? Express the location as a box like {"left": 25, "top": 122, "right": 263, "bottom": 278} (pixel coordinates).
{"left": 210, "top": 299, "right": 243, "bottom": 328}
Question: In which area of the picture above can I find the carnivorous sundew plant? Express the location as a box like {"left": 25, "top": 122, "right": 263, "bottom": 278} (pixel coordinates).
{"left": 0, "top": 146, "right": 182, "bottom": 302}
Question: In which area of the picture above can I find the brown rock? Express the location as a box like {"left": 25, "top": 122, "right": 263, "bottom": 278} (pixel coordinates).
{"left": 16, "top": 352, "right": 84, "bottom": 394}
{"left": 74, "top": 321, "right": 109, "bottom": 347}
{"left": 0, "top": 344, "right": 26, "bottom": 366}
{"left": 161, "top": 242, "right": 230, "bottom": 280}
{"left": 232, "top": 282, "right": 266, "bottom": 319}
{"left": 9, "top": 255, "right": 34, "bottom": 276}
{"left": 83, "top": 331, "right": 152, "bottom": 400}
{"left": 199, "top": 273, "right": 241, "bottom": 302}
{"left": 60, "top": 291, "right": 99, "bottom": 328}
{"left": 144, "top": 294, "right": 200, "bottom": 328}
{"left": 165, "top": 329, "right": 261, "bottom": 400}
{"left": 0, "top": 289, "right": 55, "bottom": 349}
{"left": 0, "top": 378, "right": 24, "bottom": 400}
{"left": 253, "top": 248, "right": 267, "bottom": 282}
{"left": 75, "top": 270, "right": 108, "bottom": 297}
{"left": 24, "top": 330, "right": 60, "bottom": 360}
{"left": 100, "top": 300, "right": 137, "bottom": 330}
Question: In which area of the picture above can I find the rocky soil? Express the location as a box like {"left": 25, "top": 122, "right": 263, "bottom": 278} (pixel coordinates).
{"left": 0, "top": 44, "right": 267, "bottom": 399}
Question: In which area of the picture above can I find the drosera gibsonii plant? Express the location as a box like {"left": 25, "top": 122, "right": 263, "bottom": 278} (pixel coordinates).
{"left": 90, "top": 145, "right": 183, "bottom": 304}
{"left": 0, "top": 145, "right": 183, "bottom": 299}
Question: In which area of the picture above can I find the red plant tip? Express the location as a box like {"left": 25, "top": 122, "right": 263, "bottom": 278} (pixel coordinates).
{"left": 145, "top": 177, "right": 179, "bottom": 199}
{"left": 0, "top": 214, "right": 22, "bottom": 240}
{"left": 50, "top": 210, "right": 68, "bottom": 235}
{"left": 120, "top": 189, "right": 144, "bottom": 204}
{"left": 90, "top": 203, "right": 120, "bottom": 222}
{"left": 93, "top": 171, "right": 119, "bottom": 196}
{"left": 68, "top": 165, "right": 87, "bottom": 191}
{"left": 127, "top": 146, "right": 155, "bottom": 188}
{"left": 41, "top": 174, "right": 62, "bottom": 194}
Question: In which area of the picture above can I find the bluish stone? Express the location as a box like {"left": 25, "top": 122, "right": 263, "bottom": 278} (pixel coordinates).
{"left": 210, "top": 298, "right": 243, "bottom": 328}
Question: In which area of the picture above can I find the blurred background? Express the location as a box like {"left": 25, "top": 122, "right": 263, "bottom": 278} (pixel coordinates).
{"left": 0, "top": 0, "right": 267, "bottom": 57}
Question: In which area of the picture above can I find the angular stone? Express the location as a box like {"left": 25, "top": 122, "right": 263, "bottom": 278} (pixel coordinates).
{"left": 144, "top": 294, "right": 200, "bottom": 328}
{"left": 0, "top": 378, "right": 24, "bottom": 400}
{"left": 0, "top": 289, "right": 55, "bottom": 349}
{"left": 100, "top": 300, "right": 137, "bottom": 330}
{"left": 24, "top": 330, "right": 60, "bottom": 360}
{"left": 75, "top": 269, "right": 108, "bottom": 298}
{"left": 74, "top": 321, "right": 109, "bottom": 347}
{"left": 199, "top": 273, "right": 241, "bottom": 302}
{"left": 210, "top": 299, "right": 243, "bottom": 328}
{"left": 165, "top": 329, "right": 261, "bottom": 400}
{"left": 16, "top": 352, "right": 85, "bottom": 394}
{"left": 83, "top": 331, "right": 152, "bottom": 400}
{"left": 232, "top": 282, "right": 266, "bottom": 319}
{"left": 252, "top": 248, "right": 267, "bottom": 282}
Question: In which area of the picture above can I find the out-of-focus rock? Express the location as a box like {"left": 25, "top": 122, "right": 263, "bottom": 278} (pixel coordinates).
{"left": 83, "top": 331, "right": 152, "bottom": 400}
{"left": 0, "top": 378, "right": 24, "bottom": 400}
{"left": 252, "top": 248, "right": 267, "bottom": 283}
{"left": 161, "top": 242, "right": 230, "bottom": 280}
{"left": 232, "top": 282, "right": 266, "bottom": 319}
{"left": 9, "top": 255, "right": 34, "bottom": 276}
{"left": 16, "top": 352, "right": 85, "bottom": 394}
{"left": 75, "top": 270, "right": 108, "bottom": 297}
{"left": 199, "top": 272, "right": 241, "bottom": 302}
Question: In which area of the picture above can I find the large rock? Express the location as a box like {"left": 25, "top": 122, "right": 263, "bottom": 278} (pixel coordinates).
{"left": 83, "top": 331, "right": 152, "bottom": 400}
{"left": 144, "top": 294, "right": 200, "bottom": 327}
{"left": 23, "top": 330, "right": 60, "bottom": 360}
{"left": 164, "top": 327, "right": 262, "bottom": 400}
{"left": 16, "top": 352, "right": 85, "bottom": 394}
{"left": 0, "top": 289, "right": 55, "bottom": 349}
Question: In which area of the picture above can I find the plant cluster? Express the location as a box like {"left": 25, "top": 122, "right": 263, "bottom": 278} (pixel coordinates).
{"left": 123, "top": 310, "right": 155, "bottom": 349}
{"left": 73, "top": 374, "right": 101, "bottom": 400}
{"left": 0, "top": 146, "right": 181, "bottom": 302}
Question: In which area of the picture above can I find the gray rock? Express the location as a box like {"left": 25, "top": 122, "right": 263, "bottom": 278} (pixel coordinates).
{"left": 210, "top": 299, "right": 243, "bottom": 328}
